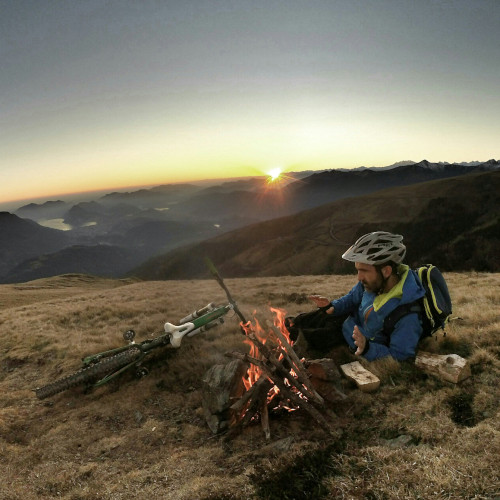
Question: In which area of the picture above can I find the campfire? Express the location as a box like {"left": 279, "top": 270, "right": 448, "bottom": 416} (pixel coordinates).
{"left": 202, "top": 306, "right": 346, "bottom": 440}
{"left": 201, "top": 260, "right": 471, "bottom": 441}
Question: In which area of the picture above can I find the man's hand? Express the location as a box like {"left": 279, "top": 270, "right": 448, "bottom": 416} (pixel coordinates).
{"left": 352, "top": 325, "right": 367, "bottom": 356}
{"left": 309, "top": 295, "right": 334, "bottom": 313}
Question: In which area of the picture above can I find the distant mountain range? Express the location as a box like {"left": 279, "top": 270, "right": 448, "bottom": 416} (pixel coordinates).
{"left": 1, "top": 159, "right": 498, "bottom": 283}
{"left": 278, "top": 159, "right": 500, "bottom": 212}
{"left": 346, "top": 160, "right": 488, "bottom": 171}
{"left": 133, "top": 170, "right": 500, "bottom": 280}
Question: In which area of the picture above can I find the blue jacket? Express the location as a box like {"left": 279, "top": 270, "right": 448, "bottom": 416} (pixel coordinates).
{"left": 331, "top": 265, "right": 426, "bottom": 361}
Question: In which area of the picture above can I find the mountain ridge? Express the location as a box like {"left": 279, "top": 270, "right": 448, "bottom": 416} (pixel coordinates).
{"left": 13, "top": 158, "right": 499, "bottom": 216}
{"left": 1, "top": 161, "right": 498, "bottom": 282}
{"left": 132, "top": 170, "right": 500, "bottom": 280}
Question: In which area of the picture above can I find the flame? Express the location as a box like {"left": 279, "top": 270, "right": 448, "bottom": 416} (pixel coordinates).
{"left": 270, "top": 306, "right": 293, "bottom": 347}
{"left": 241, "top": 318, "right": 263, "bottom": 391}
{"left": 240, "top": 306, "right": 293, "bottom": 393}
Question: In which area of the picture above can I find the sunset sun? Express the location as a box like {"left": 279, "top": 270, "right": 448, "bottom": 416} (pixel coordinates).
{"left": 267, "top": 167, "right": 282, "bottom": 182}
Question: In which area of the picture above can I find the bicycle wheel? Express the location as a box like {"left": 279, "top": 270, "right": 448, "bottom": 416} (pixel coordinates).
{"left": 35, "top": 346, "right": 142, "bottom": 400}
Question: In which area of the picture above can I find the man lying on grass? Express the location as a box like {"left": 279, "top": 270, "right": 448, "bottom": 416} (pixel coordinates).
{"left": 287, "top": 231, "right": 426, "bottom": 361}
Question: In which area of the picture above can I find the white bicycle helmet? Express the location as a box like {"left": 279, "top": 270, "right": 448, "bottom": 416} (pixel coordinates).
{"left": 342, "top": 231, "right": 406, "bottom": 265}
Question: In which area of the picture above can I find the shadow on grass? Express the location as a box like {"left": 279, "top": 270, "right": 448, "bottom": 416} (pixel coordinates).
{"left": 250, "top": 442, "right": 343, "bottom": 500}
{"left": 447, "top": 391, "right": 477, "bottom": 427}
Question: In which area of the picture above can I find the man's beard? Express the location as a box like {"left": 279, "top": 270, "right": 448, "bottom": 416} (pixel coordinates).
{"left": 362, "top": 279, "right": 383, "bottom": 293}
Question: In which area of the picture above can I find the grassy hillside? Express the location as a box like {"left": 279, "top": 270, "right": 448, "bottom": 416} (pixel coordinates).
{"left": 133, "top": 171, "right": 500, "bottom": 280}
{"left": 1, "top": 273, "right": 499, "bottom": 499}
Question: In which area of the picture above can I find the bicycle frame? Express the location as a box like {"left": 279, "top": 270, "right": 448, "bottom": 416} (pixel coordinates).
{"left": 81, "top": 302, "right": 234, "bottom": 387}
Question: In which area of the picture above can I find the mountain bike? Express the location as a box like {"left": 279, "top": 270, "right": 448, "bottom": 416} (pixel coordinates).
{"left": 35, "top": 301, "right": 235, "bottom": 399}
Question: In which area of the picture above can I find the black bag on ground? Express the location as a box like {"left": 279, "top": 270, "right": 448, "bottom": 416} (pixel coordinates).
{"left": 285, "top": 309, "right": 348, "bottom": 351}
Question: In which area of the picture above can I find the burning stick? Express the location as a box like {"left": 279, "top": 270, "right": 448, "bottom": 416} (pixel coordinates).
{"left": 234, "top": 345, "right": 335, "bottom": 433}
{"left": 227, "top": 374, "right": 273, "bottom": 439}
{"left": 247, "top": 332, "right": 323, "bottom": 406}
{"left": 260, "top": 399, "right": 270, "bottom": 440}
{"left": 227, "top": 332, "right": 336, "bottom": 436}
{"left": 268, "top": 324, "right": 325, "bottom": 406}
{"left": 230, "top": 375, "right": 266, "bottom": 415}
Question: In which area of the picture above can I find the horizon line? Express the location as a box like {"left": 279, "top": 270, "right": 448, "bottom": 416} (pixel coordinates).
{"left": 2, "top": 157, "right": 496, "bottom": 211}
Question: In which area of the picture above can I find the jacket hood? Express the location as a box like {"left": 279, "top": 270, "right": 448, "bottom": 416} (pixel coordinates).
{"left": 373, "top": 264, "right": 426, "bottom": 313}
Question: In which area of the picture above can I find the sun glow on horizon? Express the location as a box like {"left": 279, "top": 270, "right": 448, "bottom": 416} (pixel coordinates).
{"left": 267, "top": 167, "right": 282, "bottom": 182}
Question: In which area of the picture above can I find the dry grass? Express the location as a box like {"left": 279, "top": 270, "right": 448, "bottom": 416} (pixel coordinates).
{"left": 0, "top": 272, "right": 499, "bottom": 499}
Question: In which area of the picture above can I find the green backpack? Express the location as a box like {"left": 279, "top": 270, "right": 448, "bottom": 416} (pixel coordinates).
{"left": 383, "top": 264, "right": 453, "bottom": 338}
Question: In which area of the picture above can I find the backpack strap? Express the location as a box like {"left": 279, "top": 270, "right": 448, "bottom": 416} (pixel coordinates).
{"left": 383, "top": 301, "right": 422, "bottom": 336}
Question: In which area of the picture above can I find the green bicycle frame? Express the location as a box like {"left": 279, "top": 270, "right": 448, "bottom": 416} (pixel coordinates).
{"left": 80, "top": 303, "right": 233, "bottom": 387}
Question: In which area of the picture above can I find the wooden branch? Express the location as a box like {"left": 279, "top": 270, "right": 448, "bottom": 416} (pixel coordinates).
{"left": 269, "top": 325, "right": 325, "bottom": 406}
{"left": 227, "top": 349, "right": 334, "bottom": 433}
{"left": 239, "top": 379, "right": 270, "bottom": 428}
{"left": 226, "top": 350, "right": 269, "bottom": 373}
{"left": 248, "top": 333, "right": 323, "bottom": 406}
{"left": 223, "top": 371, "right": 273, "bottom": 438}
{"left": 264, "top": 364, "right": 335, "bottom": 433}
{"left": 204, "top": 257, "right": 247, "bottom": 326}
{"left": 415, "top": 351, "right": 471, "bottom": 384}
{"left": 229, "top": 374, "right": 266, "bottom": 413}
{"left": 228, "top": 348, "right": 284, "bottom": 396}
{"left": 269, "top": 324, "right": 305, "bottom": 373}
{"left": 260, "top": 400, "right": 270, "bottom": 440}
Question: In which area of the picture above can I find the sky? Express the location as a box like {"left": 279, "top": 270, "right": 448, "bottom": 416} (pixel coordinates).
{"left": 1, "top": 0, "right": 499, "bottom": 206}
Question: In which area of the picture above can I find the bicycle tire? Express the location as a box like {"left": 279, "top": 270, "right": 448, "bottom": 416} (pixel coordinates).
{"left": 35, "top": 346, "right": 142, "bottom": 400}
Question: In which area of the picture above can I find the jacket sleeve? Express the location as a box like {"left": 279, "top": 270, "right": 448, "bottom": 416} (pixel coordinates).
{"left": 331, "top": 282, "right": 364, "bottom": 316}
{"left": 362, "top": 312, "right": 422, "bottom": 361}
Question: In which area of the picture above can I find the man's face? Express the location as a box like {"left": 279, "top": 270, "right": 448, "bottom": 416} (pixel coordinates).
{"left": 355, "top": 262, "right": 382, "bottom": 293}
